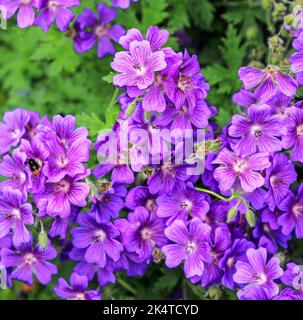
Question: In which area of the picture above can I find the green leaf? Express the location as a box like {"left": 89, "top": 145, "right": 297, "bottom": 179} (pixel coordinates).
{"left": 77, "top": 113, "right": 105, "bottom": 139}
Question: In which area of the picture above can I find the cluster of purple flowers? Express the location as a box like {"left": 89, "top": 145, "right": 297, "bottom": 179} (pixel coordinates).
{"left": 1, "top": 15, "right": 303, "bottom": 300}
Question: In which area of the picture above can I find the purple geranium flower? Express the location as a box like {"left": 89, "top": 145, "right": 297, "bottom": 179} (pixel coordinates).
{"left": 162, "top": 218, "right": 211, "bottom": 278}
{"left": 117, "top": 206, "right": 167, "bottom": 261}
{"left": 0, "top": 108, "right": 29, "bottom": 155}
{"left": 91, "top": 180, "right": 127, "bottom": 222}
{"left": 156, "top": 182, "right": 210, "bottom": 225}
{"left": 1, "top": 237, "right": 57, "bottom": 285}
{"left": 112, "top": 0, "right": 138, "bottom": 9}
{"left": 37, "top": 171, "right": 90, "bottom": 218}
{"left": 0, "top": 0, "right": 40, "bottom": 28}
{"left": 71, "top": 212, "right": 123, "bottom": 268}
{"left": 213, "top": 148, "right": 271, "bottom": 193}
{"left": 0, "top": 188, "right": 34, "bottom": 247}
{"left": 290, "top": 34, "right": 303, "bottom": 74}
{"left": 125, "top": 186, "right": 157, "bottom": 213}
{"left": 54, "top": 272, "right": 101, "bottom": 300}
{"left": 35, "top": 0, "right": 80, "bottom": 32}
{"left": 237, "top": 285, "right": 271, "bottom": 300}
{"left": 264, "top": 153, "right": 297, "bottom": 210}
{"left": 228, "top": 104, "right": 283, "bottom": 157}
{"left": 0, "top": 148, "right": 30, "bottom": 198}
{"left": 278, "top": 185, "right": 303, "bottom": 238}
{"left": 43, "top": 137, "right": 91, "bottom": 183}
{"left": 273, "top": 288, "right": 303, "bottom": 300}
{"left": 74, "top": 4, "right": 125, "bottom": 58}
{"left": 111, "top": 40, "right": 167, "bottom": 90}
{"left": 233, "top": 247, "right": 283, "bottom": 299}
{"left": 283, "top": 107, "right": 303, "bottom": 162}
{"left": 219, "top": 238, "right": 255, "bottom": 290}
{"left": 238, "top": 66, "right": 298, "bottom": 100}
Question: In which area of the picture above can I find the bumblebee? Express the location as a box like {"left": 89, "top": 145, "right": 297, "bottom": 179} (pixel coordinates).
{"left": 28, "top": 159, "right": 41, "bottom": 175}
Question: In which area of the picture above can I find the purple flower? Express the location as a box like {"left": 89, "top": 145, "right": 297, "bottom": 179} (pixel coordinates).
{"left": 283, "top": 107, "right": 303, "bottom": 162}
{"left": 112, "top": 0, "right": 138, "bottom": 9}
{"left": 43, "top": 138, "right": 91, "bottom": 183}
{"left": 273, "top": 288, "right": 303, "bottom": 300}
{"left": 19, "top": 138, "right": 49, "bottom": 194}
{"left": 74, "top": 4, "right": 125, "bottom": 58}
{"left": 290, "top": 35, "right": 303, "bottom": 74}
{"left": 278, "top": 185, "right": 303, "bottom": 238}
{"left": 0, "top": 0, "right": 40, "bottom": 28}
{"left": 213, "top": 148, "right": 271, "bottom": 193}
{"left": 0, "top": 188, "right": 34, "bottom": 247}
{"left": 71, "top": 212, "right": 123, "bottom": 268}
{"left": 117, "top": 207, "right": 167, "bottom": 261}
{"left": 35, "top": 0, "right": 80, "bottom": 32}
{"left": 164, "top": 50, "right": 209, "bottom": 112}
{"left": 238, "top": 66, "right": 298, "bottom": 100}
{"left": 125, "top": 186, "right": 157, "bottom": 213}
{"left": 156, "top": 182, "right": 210, "bottom": 225}
{"left": 219, "top": 238, "right": 255, "bottom": 290}
{"left": 111, "top": 40, "right": 167, "bottom": 90}
{"left": 237, "top": 285, "right": 271, "bottom": 300}
{"left": 162, "top": 218, "right": 211, "bottom": 278}
{"left": 0, "top": 108, "right": 30, "bottom": 155}
{"left": 264, "top": 153, "right": 297, "bottom": 210}
{"left": 0, "top": 148, "right": 30, "bottom": 198}
{"left": 228, "top": 104, "right": 283, "bottom": 157}
{"left": 233, "top": 247, "right": 283, "bottom": 299}
{"left": 91, "top": 181, "right": 126, "bottom": 222}
{"left": 281, "top": 263, "right": 303, "bottom": 288}
{"left": 37, "top": 171, "right": 90, "bottom": 218}
{"left": 54, "top": 272, "right": 101, "bottom": 300}
{"left": 1, "top": 237, "right": 57, "bottom": 285}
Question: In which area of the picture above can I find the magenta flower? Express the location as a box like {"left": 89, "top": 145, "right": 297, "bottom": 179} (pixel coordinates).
{"left": 283, "top": 107, "right": 303, "bottom": 162}
{"left": 0, "top": 188, "right": 34, "bottom": 246}
{"left": 1, "top": 237, "right": 57, "bottom": 286}
{"left": 0, "top": 0, "right": 40, "bottom": 28}
{"left": 238, "top": 66, "right": 298, "bottom": 100}
{"left": 162, "top": 218, "right": 211, "bottom": 278}
{"left": 35, "top": 0, "right": 80, "bottom": 32}
{"left": 233, "top": 247, "right": 283, "bottom": 299}
{"left": 264, "top": 153, "right": 297, "bottom": 211}
{"left": 229, "top": 104, "right": 283, "bottom": 157}
{"left": 0, "top": 108, "right": 30, "bottom": 155}
{"left": 54, "top": 273, "right": 101, "bottom": 300}
{"left": 212, "top": 148, "right": 271, "bottom": 193}
{"left": 74, "top": 4, "right": 125, "bottom": 58}
{"left": 111, "top": 40, "right": 167, "bottom": 90}
{"left": 157, "top": 182, "right": 210, "bottom": 225}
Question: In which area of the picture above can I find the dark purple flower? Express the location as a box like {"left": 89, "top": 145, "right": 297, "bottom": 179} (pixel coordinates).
{"left": 0, "top": 148, "right": 30, "bottom": 198}
{"left": 278, "top": 185, "right": 303, "bottom": 238}
{"left": 156, "top": 182, "right": 209, "bottom": 225}
{"left": 213, "top": 148, "right": 271, "bottom": 193}
{"left": 125, "top": 186, "right": 157, "bottom": 213}
{"left": 54, "top": 272, "right": 101, "bottom": 300}
{"left": 35, "top": 0, "right": 80, "bottom": 32}
{"left": 238, "top": 66, "right": 298, "bottom": 100}
{"left": 0, "top": 188, "right": 34, "bottom": 247}
{"left": 264, "top": 153, "right": 297, "bottom": 210}
{"left": 219, "top": 238, "right": 255, "bottom": 290}
{"left": 74, "top": 4, "right": 125, "bottom": 58}
{"left": 233, "top": 247, "right": 283, "bottom": 299}
{"left": 229, "top": 104, "right": 283, "bottom": 157}
{"left": 281, "top": 263, "right": 303, "bottom": 288}
{"left": 37, "top": 171, "right": 90, "bottom": 218}
{"left": 1, "top": 237, "right": 57, "bottom": 285}
{"left": 0, "top": 108, "right": 29, "bottom": 155}
{"left": 117, "top": 207, "right": 167, "bottom": 261}
{"left": 71, "top": 212, "right": 123, "bottom": 268}
{"left": 91, "top": 180, "right": 126, "bottom": 222}
{"left": 0, "top": 0, "right": 40, "bottom": 28}
{"left": 283, "top": 107, "right": 303, "bottom": 162}
{"left": 162, "top": 218, "right": 211, "bottom": 278}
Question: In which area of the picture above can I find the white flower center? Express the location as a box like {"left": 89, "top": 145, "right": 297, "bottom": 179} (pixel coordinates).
{"left": 186, "top": 241, "right": 197, "bottom": 255}
{"left": 293, "top": 204, "right": 303, "bottom": 217}
{"left": 255, "top": 273, "right": 267, "bottom": 285}
{"left": 24, "top": 253, "right": 37, "bottom": 266}
{"left": 94, "top": 229, "right": 106, "bottom": 242}
{"left": 251, "top": 125, "right": 262, "bottom": 137}
{"left": 297, "top": 124, "right": 303, "bottom": 136}
{"left": 57, "top": 156, "right": 69, "bottom": 168}
{"left": 180, "top": 199, "right": 193, "bottom": 212}
{"left": 141, "top": 227, "right": 152, "bottom": 240}
{"left": 11, "top": 208, "right": 21, "bottom": 219}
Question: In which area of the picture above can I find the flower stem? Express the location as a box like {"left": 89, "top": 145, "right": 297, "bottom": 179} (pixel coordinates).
{"left": 195, "top": 187, "right": 235, "bottom": 202}
{"left": 117, "top": 278, "right": 137, "bottom": 296}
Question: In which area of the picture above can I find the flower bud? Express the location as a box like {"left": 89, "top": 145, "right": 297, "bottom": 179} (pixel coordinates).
{"left": 39, "top": 231, "right": 48, "bottom": 249}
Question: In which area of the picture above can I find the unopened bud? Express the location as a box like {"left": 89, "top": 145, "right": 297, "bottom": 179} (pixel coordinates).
{"left": 246, "top": 209, "right": 256, "bottom": 227}
{"left": 38, "top": 231, "right": 48, "bottom": 249}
